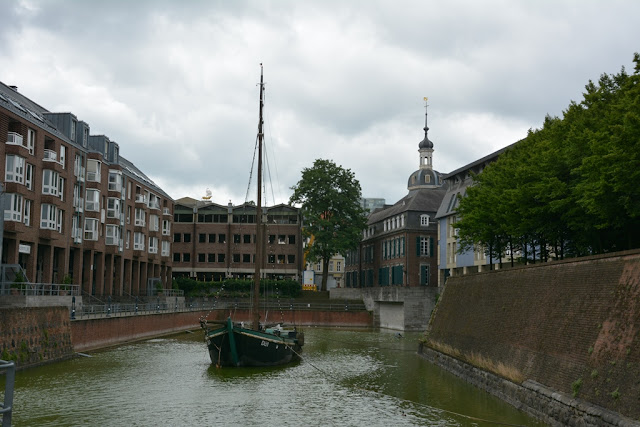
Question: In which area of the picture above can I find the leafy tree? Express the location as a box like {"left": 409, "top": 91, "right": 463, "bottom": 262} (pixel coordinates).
{"left": 455, "top": 53, "right": 640, "bottom": 259}
{"left": 289, "top": 159, "right": 368, "bottom": 291}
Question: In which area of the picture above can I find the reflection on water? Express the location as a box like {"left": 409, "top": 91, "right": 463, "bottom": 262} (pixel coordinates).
{"left": 7, "top": 327, "right": 542, "bottom": 426}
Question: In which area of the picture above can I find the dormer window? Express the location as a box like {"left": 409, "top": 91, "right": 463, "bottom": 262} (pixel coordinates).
{"left": 420, "top": 214, "right": 430, "bottom": 227}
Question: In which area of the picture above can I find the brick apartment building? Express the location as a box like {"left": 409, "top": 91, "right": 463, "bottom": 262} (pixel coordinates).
{"left": 172, "top": 198, "right": 302, "bottom": 281}
{"left": 0, "top": 82, "right": 173, "bottom": 297}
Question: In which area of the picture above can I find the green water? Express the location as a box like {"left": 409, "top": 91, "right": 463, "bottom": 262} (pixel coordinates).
{"left": 6, "top": 328, "right": 541, "bottom": 426}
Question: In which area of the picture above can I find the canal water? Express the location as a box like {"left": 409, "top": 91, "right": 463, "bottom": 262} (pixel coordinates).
{"left": 7, "top": 328, "right": 541, "bottom": 426}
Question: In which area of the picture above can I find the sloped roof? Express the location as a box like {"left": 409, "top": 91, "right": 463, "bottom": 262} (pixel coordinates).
{"left": 368, "top": 186, "right": 446, "bottom": 224}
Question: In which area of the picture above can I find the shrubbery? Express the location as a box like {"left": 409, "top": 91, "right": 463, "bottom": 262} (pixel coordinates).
{"left": 173, "top": 277, "right": 301, "bottom": 298}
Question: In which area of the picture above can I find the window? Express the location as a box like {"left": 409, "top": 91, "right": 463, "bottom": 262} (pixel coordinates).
{"left": 217, "top": 254, "right": 225, "bottom": 263}
{"left": 162, "top": 241, "right": 170, "bottom": 256}
{"left": 419, "top": 237, "right": 430, "bottom": 256}
{"left": 208, "top": 233, "right": 216, "bottom": 243}
{"left": 208, "top": 253, "right": 215, "bottom": 262}
{"left": 126, "top": 230, "right": 131, "bottom": 249}
{"left": 173, "top": 253, "right": 180, "bottom": 262}
{"left": 198, "top": 253, "right": 206, "bottom": 262}
{"left": 243, "top": 234, "right": 251, "bottom": 244}
{"left": 233, "top": 254, "right": 240, "bottom": 263}
{"left": 243, "top": 254, "right": 251, "bottom": 263}
{"left": 288, "top": 235, "right": 296, "bottom": 244}
{"left": 25, "top": 163, "right": 33, "bottom": 190}
{"left": 84, "top": 217, "right": 99, "bottom": 240}
{"left": 23, "top": 199, "right": 31, "bottom": 226}
{"left": 336, "top": 261, "right": 341, "bottom": 272}
{"left": 234, "top": 234, "right": 241, "bottom": 243}
{"left": 278, "top": 254, "right": 285, "bottom": 264}
{"left": 149, "top": 237, "right": 158, "bottom": 254}
{"left": 268, "top": 254, "right": 275, "bottom": 264}
{"left": 60, "top": 145, "right": 66, "bottom": 169}
{"left": 183, "top": 253, "right": 191, "bottom": 262}
{"left": 105, "top": 224, "right": 121, "bottom": 245}
{"left": 199, "top": 233, "right": 206, "bottom": 243}
{"left": 134, "top": 208, "right": 145, "bottom": 226}
{"left": 218, "top": 234, "right": 226, "bottom": 243}
{"left": 278, "top": 235, "right": 286, "bottom": 244}
{"left": 420, "top": 214, "right": 430, "bottom": 227}
{"left": 269, "top": 235, "right": 275, "bottom": 244}
{"left": 162, "top": 219, "right": 171, "bottom": 235}
{"left": 183, "top": 233, "right": 191, "bottom": 243}
{"left": 85, "top": 189, "right": 100, "bottom": 211}
{"left": 107, "top": 198, "right": 120, "bottom": 218}
{"left": 27, "top": 128, "right": 35, "bottom": 155}
{"left": 108, "top": 170, "right": 122, "bottom": 192}
{"left": 4, "top": 194, "right": 23, "bottom": 222}
{"left": 174, "top": 233, "right": 181, "bottom": 242}
{"left": 288, "top": 255, "right": 295, "bottom": 264}
{"left": 5, "top": 155, "right": 25, "bottom": 184}
{"left": 57, "top": 177, "right": 65, "bottom": 201}
{"left": 149, "top": 214, "right": 159, "bottom": 231}
{"left": 86, "top": 159, "right": 101, "bottom": 182}
{"left": 134, "top": 232, "right": 145, "bottom": 250}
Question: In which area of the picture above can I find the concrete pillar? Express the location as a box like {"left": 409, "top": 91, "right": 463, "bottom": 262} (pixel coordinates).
{"left": 82, "top": 250, "right": 93, "bottom": 295}
{"left": 104, "top": 253, "right": 114, "bottom": 296}
{"left": 114, "top": 255, "right": 123, "bottom": 296}
{"left": 94, "top": 252, "right": 104, "bottom": 296}
{"left": 132, "top": 260, "right": 140, "bottom": 295}
{"left": 123, "top": 258, "right": 132, "bottom": 295}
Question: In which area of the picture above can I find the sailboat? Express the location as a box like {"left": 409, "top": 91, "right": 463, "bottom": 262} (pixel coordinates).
{"left": 200, "top": 65, "right": 304, "bottom": 367}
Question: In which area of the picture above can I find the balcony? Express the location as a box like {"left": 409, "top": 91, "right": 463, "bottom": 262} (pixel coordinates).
{"left": 73, "top": 197, "right": 84, "bottom": 213}
{"left": 148, "top": 200, "right": 160, "bottom": 210}
{"left": 43, "top": 149, "right": 58, "bottom": 162}
{"left": 135, "top": 194, "right": 147, "bottom": 204}
{"left": 86, "top": 171, "right": 100, "bottom": 182}
{"left": 163, "top": 207, "right": 171, "bottom": 216}
{"left": 6, "top": 132, "right": 23, "bottom": 146}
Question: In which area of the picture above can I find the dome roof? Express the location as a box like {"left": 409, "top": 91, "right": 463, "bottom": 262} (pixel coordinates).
{"left": 407, "top": 168, "right": 442, "bottom": 190}
{"left": 419, "top": 131, "right": 433, "bottom": 149}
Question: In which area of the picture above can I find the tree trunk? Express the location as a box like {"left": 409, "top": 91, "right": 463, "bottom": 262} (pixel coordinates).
{"left": 321, "top": 257, "right": 330, "bottom": 292}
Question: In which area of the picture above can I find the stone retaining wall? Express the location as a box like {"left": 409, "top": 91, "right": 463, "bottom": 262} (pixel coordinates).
{"left": 419, "top": 345, "right": 639, "bottom": 427}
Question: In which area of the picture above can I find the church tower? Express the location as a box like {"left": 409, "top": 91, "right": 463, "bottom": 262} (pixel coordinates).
{"left": 407, "top": 98, "right": 442, "bottom": 192}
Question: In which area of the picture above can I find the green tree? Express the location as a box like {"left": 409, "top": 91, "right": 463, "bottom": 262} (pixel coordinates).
{"left": 289, "top": 159, "right": 368, "bottom": 291}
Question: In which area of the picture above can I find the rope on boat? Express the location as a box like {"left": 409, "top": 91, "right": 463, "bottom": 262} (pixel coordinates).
{"left": 287, "top": 346, "right": 527, "bottom": 427}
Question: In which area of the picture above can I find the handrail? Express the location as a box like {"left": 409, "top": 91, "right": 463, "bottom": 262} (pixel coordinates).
{"left": 1, "top": 359, "right": 16, "bottom": 426}
{"left": 1, "top": 282, "right": 80, "bottom": 296}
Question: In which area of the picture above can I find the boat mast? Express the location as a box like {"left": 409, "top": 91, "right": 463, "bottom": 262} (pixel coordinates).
{"left": 253, "top": 64, "right": 265, "bottom": 331}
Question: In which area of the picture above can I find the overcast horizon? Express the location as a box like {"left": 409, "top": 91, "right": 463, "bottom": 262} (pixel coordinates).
{"left": 2, "top": 0, "right": 638, "bottom": 206}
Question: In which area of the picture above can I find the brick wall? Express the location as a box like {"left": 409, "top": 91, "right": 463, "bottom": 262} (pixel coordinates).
{"left": 426, "top": 249, "right": 640, "bottom": 420}
{"left": 0, "top": 307, "right": 74, "bottom": 368}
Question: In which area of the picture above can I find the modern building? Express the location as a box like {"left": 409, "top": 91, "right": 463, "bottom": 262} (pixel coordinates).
{"left": 360, "top": 197, "right": 386, "bottom": 213}
{"left": 171, "top": 198, "right": 303, "bottom": 281}
{"left": 435, "top": 142, "right": 518, "bottom": 285}
{"left": 0, "top": 82, "right": 173, "bottom": 297}
{"left": 344, "top": 105, "right": 446, "bottom": 288}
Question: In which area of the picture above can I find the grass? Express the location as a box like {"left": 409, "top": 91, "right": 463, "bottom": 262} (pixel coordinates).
{"left": 425, "top": 339, "right": 525, "bottom": 383}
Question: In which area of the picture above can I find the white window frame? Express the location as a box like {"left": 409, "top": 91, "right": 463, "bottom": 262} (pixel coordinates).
{"left": 60, "top": 145, "right": 66, "bottom": 169}
{"left": 108, "top": 170, "right": 122, "bottom": 192}
{"left": 420, "top": 214, "right": 430, "bottom": 227}
{"left": 24, "top": 199, "right": 31, "bottom": 226}
{"left": 107, "top": 197, "right": 121, "bottom": 218}
{"left": 25, "top": 163, "right": 33, "bottom": 190}
{"left": 149, "top": 214, "right": 159, "bottom": 232}
{"left": 42, "top": 169, "right": 59, "bottom": 196}
{"left": 162, "top": 219, "right": 170, "bottom": 235}
{"left": 134, "top": 208, "right": 145, "bottom": 227}
{"left": 27, "top": 128, "right": 35, "bottom": 155}
{"left": 5, "top": 155, "right": 25, "bottom": 184}
{"left": 86, "top": 159, "right": 101, "bottom": 182}
{"left": 148, "top": 236, "right": 158, "bottom": 254}
{"left": 105, "top": 224, "right": 121, "bottom": 245}
{"left": 134, "top": 232, "right": 145, "bottom": 250}
{"left": 4, "top": 193, "right": 23, "bottom": 222}
{"left": 161, "top": 240, "right": 170, "bottom": 256}
{"left": 40, "top": 203, "right": 57, "bottom": 230}
{"left": 84, "top": 218, "right": 99, "bottom": 241}
{"left": 126, "top": 230, "right": 131, "bottom": 249}
{"left": 85, "top": 189, "right": 100, "bottom": 212}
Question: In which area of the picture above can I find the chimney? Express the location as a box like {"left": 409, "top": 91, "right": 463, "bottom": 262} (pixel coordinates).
{"left": 9, "top": 85, "right": 18, "bottom": 91}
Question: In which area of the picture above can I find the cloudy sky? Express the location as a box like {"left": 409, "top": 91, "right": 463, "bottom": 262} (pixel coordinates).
{"left": 2, "top": 0, "right": 638, "bottom": 206}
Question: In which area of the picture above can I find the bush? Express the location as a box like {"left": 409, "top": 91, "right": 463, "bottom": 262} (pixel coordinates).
{"left": 174, "top": 277, "right": 301, "bottom": 298}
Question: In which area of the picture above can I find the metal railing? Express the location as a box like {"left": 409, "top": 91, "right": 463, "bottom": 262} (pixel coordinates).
{"left": 72, "top": 299, "right": 367, "bottom": 319}
{"left": 1, "top": 359, "right": 15, "bottom": 426}
{"left": 0, "top": 283, "right": 80, "bottom": 296}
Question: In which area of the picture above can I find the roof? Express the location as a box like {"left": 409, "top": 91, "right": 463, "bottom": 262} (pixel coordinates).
{"left": 368, "top": 186, "right": 446, "bottom": 224}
